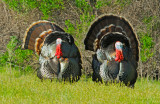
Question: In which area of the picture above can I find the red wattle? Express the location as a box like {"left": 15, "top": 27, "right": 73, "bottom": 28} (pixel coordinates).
{"left": 55, "top": 44, "right": 63, "bottom": 59}
{"left": 115, "top": 49, "right": 124, "bottom": 62}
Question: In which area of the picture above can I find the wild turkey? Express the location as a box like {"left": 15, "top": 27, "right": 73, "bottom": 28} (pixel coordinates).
{"left": 84, "top": 14, "right": 139, "bottom": 87}
{"left": 22, "top": 20, "right": 82, "bottom": 81}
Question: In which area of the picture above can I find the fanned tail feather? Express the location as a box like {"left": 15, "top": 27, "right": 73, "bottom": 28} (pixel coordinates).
{"left": 22, "top": 20, "right": 64, "bottom": 55}
{"left": 84, "top": 14, "right": 139, "bottom": 62}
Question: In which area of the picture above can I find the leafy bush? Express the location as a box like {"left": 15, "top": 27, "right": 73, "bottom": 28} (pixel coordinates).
{"left": 3, "top": 0, "right": 37, "bottom": 13}
{"left": 139, "top": 33, "right": 154, "bottom": 62}
{"left": 64, "top": 20, "right": 76, "bottom": 35}
{"left": 95, "top": 0, "right": 112, "bottom": 9}
{"left": 138, "top": 16, "right": 156, "bottom": 62}
{"left": 3, "top": 0, "right": 64, "bottom": 19}
{"left": 64, "top": 13, "right": 95, "bottom": 46}
{"left": 75, "top": 0, "right": 92, "bottom": 13}
{"left": 38, "top": 0, "right": 64, "bottom": 19}
{"left": 0, "top": 36, "right": 33, "bottom": 71}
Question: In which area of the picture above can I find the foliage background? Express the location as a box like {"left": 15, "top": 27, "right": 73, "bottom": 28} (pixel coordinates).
{"left": 0, "top": 0, "right": 160, "bottom": 79}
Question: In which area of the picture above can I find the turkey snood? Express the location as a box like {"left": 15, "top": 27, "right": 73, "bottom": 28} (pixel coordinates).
{"left": 55, "top": 38, "right": 63, "bottom": 59}
{"left": 115, "top": 41, "right": 124, "bottom": 62}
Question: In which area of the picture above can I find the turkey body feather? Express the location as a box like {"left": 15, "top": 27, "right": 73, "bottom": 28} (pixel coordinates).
{"left": 23, "top": 21, "right": 82, "bottom": 81}
{"left": 84, "top": 14, "right": 139, "bottom": 87}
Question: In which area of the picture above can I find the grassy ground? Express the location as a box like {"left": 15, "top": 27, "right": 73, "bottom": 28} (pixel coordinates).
{"left": 0, "top": 66, "right": 160, "bottom": 104}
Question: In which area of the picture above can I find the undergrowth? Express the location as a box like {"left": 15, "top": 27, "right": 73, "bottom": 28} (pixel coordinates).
{"left": 3, "top": 0, "right": 64, "bottom": 19}
{"left": 0, "top": 36, "right": 34, "bottom": 72}
{"left": 64, "top": 13, "right": 95, "bottom": 46}
{"left": 95, "top": 0, "right": 112, "bottom": 9}
{"left": 75, "top": 0, "right": 92, "bottom": 13}
{"left": 138, "top": 16, "right": 156, "bottom": 62}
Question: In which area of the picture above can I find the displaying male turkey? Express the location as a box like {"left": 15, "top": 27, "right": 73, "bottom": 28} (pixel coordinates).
{"left": 84, "top": 14, "right": 139, "bottom": 87}
{"left": 22, "top": 20, "right": 82, "bottom": 81}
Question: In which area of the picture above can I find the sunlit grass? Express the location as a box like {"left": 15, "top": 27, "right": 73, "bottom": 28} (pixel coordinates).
{"left": 0, "top": 66, "right": 160, "bottom": 104}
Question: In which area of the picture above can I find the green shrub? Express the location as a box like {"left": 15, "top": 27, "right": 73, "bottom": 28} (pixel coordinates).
{"left": 95, "top": 0, "right": 112, "bottom": 9}
{"left": 64, "top": 13, "right": 95, "bottom": 46}
{"left": 75, "top": 0, "right": 92, "bottom": 13}
{"left": 64, "top": 20, "right": 76, "bottom": 35}
{"left": 3, "top": 0, "right": 64, "bottom": 19}
{"left": 0, "top": 36, "right": 33, "bottom": 72}
{"left": 139, "top": 33, "right": 154, "bottom": 62}
{"left": 138, "top": 16, "right": 156, "bottom": 62}
{"left": 38, "top": 0, "right": 64, "bottom": 19}
{"left": 3, "top": 0, "right": 37, "bottom": 13}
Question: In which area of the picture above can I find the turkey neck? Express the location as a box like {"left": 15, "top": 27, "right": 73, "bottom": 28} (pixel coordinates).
{"left": 55, "top": 44, "right": 63, "bottom": 59}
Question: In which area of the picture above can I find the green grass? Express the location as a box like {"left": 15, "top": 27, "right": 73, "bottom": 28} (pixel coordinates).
{"left": 0, "top": 66, "right": 160, "bottom": 104}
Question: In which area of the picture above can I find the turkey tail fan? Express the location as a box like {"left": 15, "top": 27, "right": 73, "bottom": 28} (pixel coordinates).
{"left": 84, "top": 14, "right": 139, "bottom": 62}
{"left": 44, "top": 31, "right": 74, "bottom": 45}
{"left": 22, "top": 20, "right": 64, "bottom": 55}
